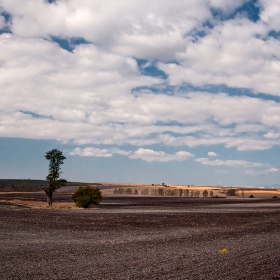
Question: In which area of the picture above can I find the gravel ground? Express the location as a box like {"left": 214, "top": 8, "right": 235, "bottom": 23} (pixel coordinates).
{"left": 0, "top": 193, "right": 280, "bottom": 279}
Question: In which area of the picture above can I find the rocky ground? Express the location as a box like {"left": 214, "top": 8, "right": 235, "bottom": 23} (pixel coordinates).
{"left": 0, "top": 192, "right": 280, "bottom": 279}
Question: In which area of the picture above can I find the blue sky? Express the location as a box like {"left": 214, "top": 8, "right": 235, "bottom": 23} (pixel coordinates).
{"left": 0, "top": 0, "right": 280, "bottom": 186}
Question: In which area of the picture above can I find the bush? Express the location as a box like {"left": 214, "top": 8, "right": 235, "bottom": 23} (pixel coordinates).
{"left": 72, "top": 186, "right": 102, "bottom": 208}
{"left": 226, "top": 188, "right": 236, "bottom": 196}
{"left": 249, "top": 195, "right": 255, "bottom": 198}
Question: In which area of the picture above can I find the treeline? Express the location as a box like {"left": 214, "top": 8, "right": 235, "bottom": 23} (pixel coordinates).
{"left": 113, "top": 188, "right": 216, "bottom": 197}
{"left": 113, "top": 188, "right": 245, "bottom": 198}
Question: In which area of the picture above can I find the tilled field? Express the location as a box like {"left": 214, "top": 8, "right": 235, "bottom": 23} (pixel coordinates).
{"left": 1, "top": 193, "right": 280, "bottom": 279}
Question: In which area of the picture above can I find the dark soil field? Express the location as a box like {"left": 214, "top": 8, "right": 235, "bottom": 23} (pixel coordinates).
{"left": 1, "top": 192, "right": 280, "bottom": 279}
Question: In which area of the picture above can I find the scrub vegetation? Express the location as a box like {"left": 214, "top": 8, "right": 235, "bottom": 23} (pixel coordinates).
{"left": 72, "top": 186, "right": 102, "bottom": 208}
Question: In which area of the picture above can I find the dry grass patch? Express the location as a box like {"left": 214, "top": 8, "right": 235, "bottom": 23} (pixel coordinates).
{"left": 0, "top": 199, "right": 80, "bottom": 209}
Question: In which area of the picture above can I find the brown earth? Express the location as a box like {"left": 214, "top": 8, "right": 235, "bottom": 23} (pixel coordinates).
{"left": 1, "top": 192, "right": 280, "bottom": 279}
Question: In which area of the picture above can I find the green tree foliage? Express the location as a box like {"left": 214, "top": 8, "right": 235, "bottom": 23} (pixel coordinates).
{"left": 210, "top": 190, "right": 214, "bottom": 198}
{"left": 72, "top": 186, "right": 102, "bottom": 208}
{"left": 44, "top": 149, "right": 66, "bottom": 205}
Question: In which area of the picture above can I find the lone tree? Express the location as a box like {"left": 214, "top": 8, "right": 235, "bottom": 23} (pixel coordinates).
{"left": 44, "top": 149, "right": 66, "bottom": 205}
{"left": 72, "top": 186, "right": 102, "bottom": 208}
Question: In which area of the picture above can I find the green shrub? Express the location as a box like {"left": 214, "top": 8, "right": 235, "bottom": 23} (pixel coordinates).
{"left": 72, "top": 186, "right": 102, "bottom": 208}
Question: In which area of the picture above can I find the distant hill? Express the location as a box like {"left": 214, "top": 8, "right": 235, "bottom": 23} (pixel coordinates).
{"left": 0, "top": 179, "right": 88, "bottom": 192}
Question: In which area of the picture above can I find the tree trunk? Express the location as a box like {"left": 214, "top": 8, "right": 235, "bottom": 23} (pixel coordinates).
{"left": 47, "top": 194, "right": 53, "bottom": 205}
{"left": 43, "top": 185, "right": 55, "bottom": 206}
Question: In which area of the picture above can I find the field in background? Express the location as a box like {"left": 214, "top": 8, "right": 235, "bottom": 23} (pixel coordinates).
{"left": 1, "top": 179, "right": 279, "bottom": 199}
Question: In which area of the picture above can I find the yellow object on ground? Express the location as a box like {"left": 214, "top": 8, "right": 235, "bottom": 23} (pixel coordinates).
{"left": 219, "top": 248, "right": 228, "bottom": 253}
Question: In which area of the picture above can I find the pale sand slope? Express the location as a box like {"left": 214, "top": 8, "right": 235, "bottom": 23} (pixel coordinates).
{"left": 57, "top": 183, "right": 280, "bottom": 198}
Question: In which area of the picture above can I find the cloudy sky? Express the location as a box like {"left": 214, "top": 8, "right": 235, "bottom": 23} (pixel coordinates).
{"left": 0, "top": 0, "right": 280, "bottom": 186}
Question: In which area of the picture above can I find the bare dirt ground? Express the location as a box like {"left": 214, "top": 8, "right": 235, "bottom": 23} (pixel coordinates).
{"left": 1, "top": 192, "right": 280, "bottom": 280}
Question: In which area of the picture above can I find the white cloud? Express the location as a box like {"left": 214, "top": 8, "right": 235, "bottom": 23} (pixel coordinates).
{"left": 69, "top": 147, "right": 133, "bottom": 157}
{"left": 209, "top": 0, "right": 250, "bottom": 14}
{"left": 208, "top": 152, "right": 218, "bottom": 157}
{"left": 266, "top": 167, "right": 279, "bottom": 173}
{"left": 245, "top": 167, "right": 279, "bottom": 175}
{"left": 196, "top": 158, "right": 266, "bottom": 168}
{"left": 0, "top": 0, "right": 213, "bottom": 60}
{"left": 158, "top": 15, "right": 280, "bottom": 96}
{"left": 266, "top": 167, "right": 280, "bottom": 172}
{"left": 69, "top": 147, "right": 112, "bottom": 157}
{"left": 259, "top": 0, "right": 280, "bottom": 31}
{"left": 69, "top": 146, "right": 195, "bottom": 162}
{"left": 130, "top": 148, "right": 194, "bottom": 162}
{"left": 0, "top": 1, "right": 280, "bottom": 153}
{"left": 109, "top": 148, "right": 132, "bottom": 156}
{"left": 263, "top": 131, "right": 280, "bottom": 139}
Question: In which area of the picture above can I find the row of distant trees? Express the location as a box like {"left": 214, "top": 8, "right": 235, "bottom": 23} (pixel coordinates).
{"left": 114, "top": 188, "right": 217, "bottom": 197}
{"left": 113, "top": 188, "right": 245, "bottom": 197}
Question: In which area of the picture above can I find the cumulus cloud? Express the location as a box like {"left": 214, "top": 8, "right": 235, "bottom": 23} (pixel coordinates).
{"left": 209, "top": 0, "right": 250, "bottom": 14}
{"left": 0, "top": 0, "right": 213, "bottom": 60}
{"left": 0, "top": 0, "right": 280, "bottom": 154}
{"left": 158, "top": 16, "right": 280, "bottom": 96}
{"left": 259, "top": 0, "right": 280, "bottom": 30}
{"left": 129, "top": 148, "right": 194, "bottom": 162}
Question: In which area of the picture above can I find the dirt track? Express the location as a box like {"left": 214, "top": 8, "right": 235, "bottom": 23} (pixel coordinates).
{"left": 1, "top": 193, "right": 280, "bottom": 279}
